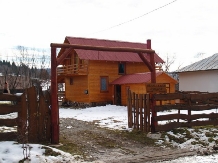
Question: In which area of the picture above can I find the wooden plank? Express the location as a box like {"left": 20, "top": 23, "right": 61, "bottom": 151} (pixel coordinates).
{"left": 0, "top": 93, "right": 21, "bottom": 101}
{"left": 189, "top": 120, "right": 218, "bottom": 127}
{"left": 155, "top": 104, "right": 218, "bottom": 112}
{"left": 46, "top": 109, "right": 51, "bottom": 142}
{"left": 127, "top": 89, "right": 133, "bottom": 128}
{"left": 38, "top": 89, "right": 51, "bottom": 142}
{"left": 43, "top": 90, "right": 51, "bottom": 142}
{"left": 38, "top": 89, "right": 45, "bottom": 142}
{"left": 0, "top": 118, "right": 18, "bottom": 127}
{"left": 154, "top": 93, "right": 183, "bottom": 100}
{"left": 156, "top": 120, "right": 218, "bottom": 132}
{"left": 155, "top": 114, "right": 188, "bottom": 121}
{"left": 132, "top": 92, "right": 136, "bottom": 128}
{"left": 17, "top": 93, "right": 28, "bottom": 143}
{"left": 143, "top": 94, "right": 147, "bottom": 132}
{"left": 0, "top": 132, "right": 17, "bottom": 141}
{"left": 27, "top": 86, "right": 38, "bottom": 143}
{"left": 135, "top": 94, "right": 139, "bottom": 130}
{"left": 146, "top": 94, "right": 150, "bottom": 132}
{"left": 0, "top": 104, "right": 21, "bottom": 114}
{"left": 139, "top": 94, "right": 143, "bottom": 131}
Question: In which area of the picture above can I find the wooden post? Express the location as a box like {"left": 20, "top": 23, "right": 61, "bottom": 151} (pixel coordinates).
{"left": 139, "top": 94, "right": 143, "bottom": 131}
{"left": 51, "top": 47, "right": 59, "bottom": 144}
{"left": 146, "top": 94, "right": 150, "bottom": 132}
{"left": 147, "top": 39, "right": 157, "bottom": 133}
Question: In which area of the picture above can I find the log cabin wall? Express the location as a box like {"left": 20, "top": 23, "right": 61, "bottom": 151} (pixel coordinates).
{"left": 87, "top": 61, "right": 150, "bottom": 104}
{"left": 126, "top": 62, "right": 150, "bottom": 74}
{"left": 121, "top": 83, "right": 146, "bottom": 106}
{"left": 88, "top": 60, "right": 117, "bottom": 104}
{"left": 65, "top": 75, "right": 89, "bottom": 102}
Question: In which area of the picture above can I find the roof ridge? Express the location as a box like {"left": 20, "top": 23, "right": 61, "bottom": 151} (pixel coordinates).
{"left": 65, "top": 36, "right": 147, "bottom": 45}
{"left": 176, "top": 53, "right": 218, "bottom": 72}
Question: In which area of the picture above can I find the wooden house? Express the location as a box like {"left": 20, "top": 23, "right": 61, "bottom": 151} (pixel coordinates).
{"left": 57, "top": 37, "right": 167, "bottom": 106}
{"left": 177, "top": 53, "right": 218, "bottom": 92}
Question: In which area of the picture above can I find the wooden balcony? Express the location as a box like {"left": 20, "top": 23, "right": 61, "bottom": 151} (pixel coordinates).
{"left": 57, "top": 64, "right": 88, "bottom": 76}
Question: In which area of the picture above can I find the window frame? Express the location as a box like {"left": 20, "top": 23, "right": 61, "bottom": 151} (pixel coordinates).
{"left": 100, "top": 76, "right": 109, "bottom": 93}
{"left": 118, "top": 62, "right": 126, "bottom": 75}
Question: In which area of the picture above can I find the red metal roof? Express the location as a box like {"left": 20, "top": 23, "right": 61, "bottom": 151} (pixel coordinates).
{"left": 65, "top": 37, "right": 164, "bottom": 63}
{"left": 110, "top": 72, "right": 163, "bottom": 85}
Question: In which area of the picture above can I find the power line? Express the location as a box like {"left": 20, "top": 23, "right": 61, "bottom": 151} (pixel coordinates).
{"left": 90, "top": 0, "right": 178, "bottom": 35}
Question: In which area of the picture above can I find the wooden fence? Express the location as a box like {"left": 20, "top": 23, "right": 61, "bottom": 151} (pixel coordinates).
{"left": 154, "top": 92, "right": 218, "bottom": 131}
{"left": 127, "top": 90, "right": 218, "bottom": 132}
{"left": 0, "top": 86, "right": 51, "bottom": 143}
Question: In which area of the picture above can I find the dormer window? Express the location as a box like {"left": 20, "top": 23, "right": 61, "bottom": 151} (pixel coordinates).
{"left": 118, "top": 63, "right": 126, "bottom": 75}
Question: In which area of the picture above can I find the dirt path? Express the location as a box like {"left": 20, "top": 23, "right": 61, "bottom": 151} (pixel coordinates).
{"left": 59, "top": 118, "right": 196, "bottom": 163}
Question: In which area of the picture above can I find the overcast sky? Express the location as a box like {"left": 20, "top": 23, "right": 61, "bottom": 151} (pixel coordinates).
{"left": 0, "top": 0, "right": 218, "bottom": 71}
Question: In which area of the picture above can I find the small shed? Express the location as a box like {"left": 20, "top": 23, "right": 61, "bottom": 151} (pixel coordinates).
{"left": 110, "top": 71, "right": 178, "bottom": 106}
{"left": 177, "top": 53, "right": 218, "bottom": 92}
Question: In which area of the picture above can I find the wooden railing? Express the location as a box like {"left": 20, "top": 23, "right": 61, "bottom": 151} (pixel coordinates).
{"left": 57, "top": 64, "right": 88, "bottom": 76}
{"left": 154, "top": 92, "right": 218, "bottom": 131}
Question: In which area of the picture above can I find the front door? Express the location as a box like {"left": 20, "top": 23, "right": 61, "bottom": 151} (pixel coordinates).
{"left": 115, "top": 85, "right": 121, "bottom": 105}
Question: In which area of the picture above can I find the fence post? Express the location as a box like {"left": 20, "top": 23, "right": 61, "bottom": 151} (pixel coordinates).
{"left": 150, "top": 94, "right": 156, "bottom": 133}
{"left": 139, "top": 94, "right": 143, "bottom": 131}
{"left": 135, "top": 94, "right": 139, "bottom": 130}
{"left": 146, "top": 94, "right": 151, "bottom": 132}
{"left": 127, "top": 89, "right": 133, "bottom": 128}
{"left": 132, "top": 92, "right": 136, "bottom": 128}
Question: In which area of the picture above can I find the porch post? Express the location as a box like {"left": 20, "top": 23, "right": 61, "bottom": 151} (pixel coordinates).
{"left": 51, "top": 47, "right": 59, "bottom": 144}
{"left": 147, "top": 39, "right": 157, "bottom": 133}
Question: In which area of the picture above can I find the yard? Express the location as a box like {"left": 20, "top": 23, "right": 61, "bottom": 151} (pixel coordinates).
{"left": 0, "top": 105, "right": 218, "bottom": 162}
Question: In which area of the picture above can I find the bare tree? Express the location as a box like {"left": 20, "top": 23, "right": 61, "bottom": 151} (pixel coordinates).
{"left": 0, "top": 46, "right": 50, "bottom": 94}
{"left": 162, "top": 54, "right": 176, "bottom": 72}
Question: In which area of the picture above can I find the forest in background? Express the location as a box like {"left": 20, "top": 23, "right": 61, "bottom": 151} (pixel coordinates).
{"left": 0, "top": 46, "right": 51, "bottom": 94}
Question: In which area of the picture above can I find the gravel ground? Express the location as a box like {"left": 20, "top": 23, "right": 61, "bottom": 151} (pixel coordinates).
{"left": 59, "top": 118, "right": 197, "bottom": 163}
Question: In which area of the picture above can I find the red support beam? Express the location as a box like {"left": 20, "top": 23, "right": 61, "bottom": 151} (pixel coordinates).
{"left": 138, "top": 52, "right": 153, "bottom": 72}
{"left": 51, "top": 43, "right": 155, "bottom": 54}
{"left": 51, "top": 47, "right": 59, "bottom": 144}
{"left": 147, "top": 39, "right": 157, "bottom": 133}
{"left": 56, "top": 47, "right": 74, "bottom": 66}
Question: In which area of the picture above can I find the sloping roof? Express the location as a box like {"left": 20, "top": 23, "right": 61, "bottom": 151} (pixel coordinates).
{"left": 177, "top": 53, "right": 218, "bottom": 73}
{"left": 110, "top": 72, "right": 175, "bottom": 85}
{"left": 63, "top": 37, "right": 164, "bottom": 63}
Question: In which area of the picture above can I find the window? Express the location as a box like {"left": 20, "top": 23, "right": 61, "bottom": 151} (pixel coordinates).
{"left": 165, "top": 83, "right": 170, "bottom": 93}
{"left": 100, "top": 76, "right": 109, "bottom": 92}
{"left": 118, "top": 63, "right": 126, "bottom": 74}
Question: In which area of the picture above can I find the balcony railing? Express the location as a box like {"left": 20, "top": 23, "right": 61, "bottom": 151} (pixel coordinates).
{"left": 57, "top": 64, "right": 88, "bottom": 76}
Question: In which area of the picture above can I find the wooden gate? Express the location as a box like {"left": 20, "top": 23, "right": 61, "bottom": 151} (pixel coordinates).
{"left": 0, "top": 86, "right": 51, "bottom": 143}
{"left": 127, "top": 89, "right": 151, "bottom": 132}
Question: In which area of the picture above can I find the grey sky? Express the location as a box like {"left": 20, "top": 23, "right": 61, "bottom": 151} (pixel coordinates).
{"left": 0, "top": 0, "right": 218, "bottom": 71}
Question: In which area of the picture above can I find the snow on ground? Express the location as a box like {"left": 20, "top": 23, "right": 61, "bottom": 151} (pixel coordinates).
{"left": 0, "top": 105, "right": 218, "bottom": 162}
